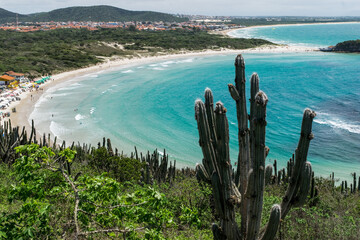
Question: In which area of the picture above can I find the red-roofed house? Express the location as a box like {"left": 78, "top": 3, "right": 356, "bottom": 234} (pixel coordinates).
{"left": 5, "top": 71, "right": 26, "bottom": 82}
{"left": 0, "top": 75, "right": 15, "bottom": 85}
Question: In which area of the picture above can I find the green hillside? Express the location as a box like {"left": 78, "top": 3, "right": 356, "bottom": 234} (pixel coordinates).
{"left": 333, "top": 39, "right": 360, "bottom": 52}
{"left": 0, "top": 5, "right": 188, "bottom": 23}
{"left": 0, "top": 8, "right": 27, "bottom": 23}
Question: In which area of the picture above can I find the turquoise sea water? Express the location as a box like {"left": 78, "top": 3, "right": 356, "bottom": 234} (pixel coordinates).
{"left": 229, "top": 22, "right": 360, "bottom": 47}
{"left": 31, "top": 23, "right": 360, "bottom": 181}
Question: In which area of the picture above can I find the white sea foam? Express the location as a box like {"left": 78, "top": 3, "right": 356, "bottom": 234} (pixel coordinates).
{"left": 34, "top": 95, "right": 49, "bottom": 108}
{"left": 314, "top": 112, "right": 360, "bottom": 134}
{"left": 51, "top": 92, "right": 70, "bottom": 97}
{"left": 75, "top": 114, "right": 86, "bottom": 121}
{"left": 161, "top": 61, "right": 175, "bottom": 65}
{"left": 178, "top": 58, "right": 194, "bottom": 63}
{"left": 122, "top": 70, "right": 134, "bottom": 73}
{"left": 90, "top": 107, "right": 96, "bottom": 115}
{"left": 58, "top": 85, "right": 81, "bottom": 91}
{"left": 50, "top": 121, "right": 70, "bottom": 137}
{"left": 88, "top": 74, "right": 98, "bottom": 78}
{"left": 101, "top": 89, "right": 113, "bottom": 94}
{"left": 152, "top": 67, "right": 165, "bottom": 71}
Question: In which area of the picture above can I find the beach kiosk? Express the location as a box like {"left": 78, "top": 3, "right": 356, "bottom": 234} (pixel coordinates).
{"left": 5, "top": 71, "right": 26, "bottom": 83}
{"left": 0, "top": 75, "right": 15, "bottom": 86}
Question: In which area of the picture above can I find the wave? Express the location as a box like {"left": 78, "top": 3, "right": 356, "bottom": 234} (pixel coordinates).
{"left": 230, "top": 121, "right": 237, "bottom": 126}
{"left": 58, "top": 85, "right": 81, "bottom": 91}
{"left": 34, "top": 95, "right": 50, "bottom": 108}
{"left": 50, "top": 121, "right": 70, "bottom": 137}
{"left": 101, "top": 89, "right": 113, "bottom": 94}
{"left": 152, "top": 67, "right": 165, "bottom": 71}
{"left": 122, "top": 70, "right": 134, "bottom": 73}
{"left": 75, "top": 114, "right": 86, "bottom": 121}
{"left": 90, "top": 107, "right": 96, "bottom": 115}
{"left": 178, "top": 58, "right": 194, "bottom": 63}
{"left": 314, "top": 112, "right": 360, "bottom": 134}
{"left": 50, "top": 92, "right": 70, "bottom": 97}
{"left": 161, "top": 61, "right": 175, "bottom": 65}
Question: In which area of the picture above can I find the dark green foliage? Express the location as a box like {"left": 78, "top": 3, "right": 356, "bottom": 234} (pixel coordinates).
{"left": 0, "top": 28, "right": 271, "bottom": 77}
{"left": 89, "top": 147, "right": 145, "bottom": 182}
{"left": 0, "top": 6, "right": 188, "bottom": 23}
{"left": 0, "top": 8, "right": 27, "bottom": 23}
{"left": 333, "top": 39, "right": 360, "bottom": 52}
{"left": 1, "top": 150, "right": 360, "bottom": 239}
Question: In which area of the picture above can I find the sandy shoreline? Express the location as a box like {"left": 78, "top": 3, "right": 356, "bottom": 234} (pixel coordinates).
{"left": 6, "top": 44, "right": 317, "bottom": 139}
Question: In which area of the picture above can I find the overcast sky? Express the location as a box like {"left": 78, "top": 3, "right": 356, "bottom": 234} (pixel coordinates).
{"left": 1, "top": 0, "right": 359, "bottom": 16}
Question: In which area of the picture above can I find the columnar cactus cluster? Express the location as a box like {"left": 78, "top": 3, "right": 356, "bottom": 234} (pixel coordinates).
{"left": 195, "top": 54, "right": 316, "bottom": 240}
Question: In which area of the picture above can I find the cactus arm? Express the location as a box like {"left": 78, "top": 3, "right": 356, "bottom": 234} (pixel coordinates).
{"left": 205, "top": 88, "right": 218, "bottom": 151}
{"left": 232, "top": 54, "right": 251, "bottom": 237}
{"left": 250, "top": 73, "right": 260, "bottom": 169}
{"left": 260, "top": 204, "right": 281, "bottom": 240}
{"left": 265, "top": 164, "right": 273, "bottom": 186}
{"left": 280, "top": 108, "right": 316, "bottom": 219}
{"left": 214, "top": 102, "right": 241, "bottom": 239}
{"left": 195, "top": 163, "right": 211, "bottom": 183}
{"left": 247, "top": 91, "right": 268, "bottom": 240}
{"left": 195, "top": 99, "right": 220, "bottom": 181}
{"left": 293, "top": 162, "right": 312, "bottom": 207}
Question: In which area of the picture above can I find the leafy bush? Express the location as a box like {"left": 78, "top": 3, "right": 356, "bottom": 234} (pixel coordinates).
{"left": 0, "top": 144, "right": 173, "bottom": 239}
{"left": 89, "top": 147, "right": 145, "bottom": 182}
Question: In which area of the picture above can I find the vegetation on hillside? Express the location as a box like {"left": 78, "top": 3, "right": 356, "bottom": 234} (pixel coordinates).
{"left": 332, "top": 39, "right": 360, "bottom": 52}
{"left": 0, "top": 6, "right": 188, "bottom": 24}
{"left": 0, "top": 143, "right": 359, "bottom": 239}
{"left": 0, "top": 8, "right": 27, "bottom": 23}
{"left": 0, "top": 28, "right": 272, "bottom": 76}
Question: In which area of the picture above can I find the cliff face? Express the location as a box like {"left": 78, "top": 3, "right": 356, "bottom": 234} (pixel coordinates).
{"left": 333, "top": 40, "right": 360, "bottom": 52}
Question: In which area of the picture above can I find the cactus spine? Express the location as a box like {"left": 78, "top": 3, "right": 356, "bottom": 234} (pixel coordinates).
{"left": 195, "top": 54, "right": 315, "bottom": 240}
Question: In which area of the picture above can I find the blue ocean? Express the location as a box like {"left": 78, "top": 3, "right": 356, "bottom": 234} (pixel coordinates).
{"left": 31, "top": 23, "right": 360, "bottom": 181}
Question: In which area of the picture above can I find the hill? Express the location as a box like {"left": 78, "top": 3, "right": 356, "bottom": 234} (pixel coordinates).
{"left": 332, "top": 39, "right": 360, "bottom": 52}
{"left": 0, "top": 8, "right": 27, "bottom": 23}
{"left": 0, "top": 5, "right": 188, "bottom": 23}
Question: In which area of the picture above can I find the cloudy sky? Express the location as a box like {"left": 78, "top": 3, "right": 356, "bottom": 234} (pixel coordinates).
{"left": 1, "top": 0, "right": 359, "bottom": 16}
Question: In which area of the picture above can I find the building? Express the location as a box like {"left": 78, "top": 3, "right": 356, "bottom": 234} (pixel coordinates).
{"left": 0, "top": 75, "right": 15, "bottom": 85}
{"left": 5, "top": 71, "right": 26, "bottom": 82}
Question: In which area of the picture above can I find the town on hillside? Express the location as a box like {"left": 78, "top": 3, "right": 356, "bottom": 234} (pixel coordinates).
{"left": 0, "top": 19, "right": 241, "bottom": 32}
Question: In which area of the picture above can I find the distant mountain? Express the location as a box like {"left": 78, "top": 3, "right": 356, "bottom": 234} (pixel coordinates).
{"left": 0, "top": 8, "right": 27, "bottom": 23}
{"left": 0, "top": 5, "right": 188, "bottom": 23}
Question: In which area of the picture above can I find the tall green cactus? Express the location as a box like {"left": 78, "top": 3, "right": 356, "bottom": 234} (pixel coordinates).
{"left": 195, "top": 54, "right": 316, "bottom": 240}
